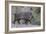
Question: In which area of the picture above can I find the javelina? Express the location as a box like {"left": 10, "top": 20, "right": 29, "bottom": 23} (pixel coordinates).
{"left": 13, "top": 12, "right": 33, "bottom": 24}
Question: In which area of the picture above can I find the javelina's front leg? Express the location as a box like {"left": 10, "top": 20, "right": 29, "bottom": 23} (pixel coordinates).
{"left": 25, "top": 19, "right": 28, "bottom": 24}
{"left": 29, "top": 20, "right": 31, "bottom": 24}
{"left": 29, "top": 16, "right": 33, "bottom": 24}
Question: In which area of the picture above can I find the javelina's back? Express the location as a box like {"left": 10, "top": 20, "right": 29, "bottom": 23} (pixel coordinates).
{"left": 15, "top": 12, "right": 32, "bottom": 19}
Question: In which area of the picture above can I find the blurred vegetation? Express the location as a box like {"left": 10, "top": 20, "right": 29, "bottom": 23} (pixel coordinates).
{"left": 31, "top": 7, "right": 41, "bottom": 25}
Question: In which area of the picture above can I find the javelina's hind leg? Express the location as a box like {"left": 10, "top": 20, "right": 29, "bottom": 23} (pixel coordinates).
{"left": 13, "top": 20, "right": 16, "bottom": 24}
{"left": 18, "top": 19, "right": 20, "bottom": 24}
